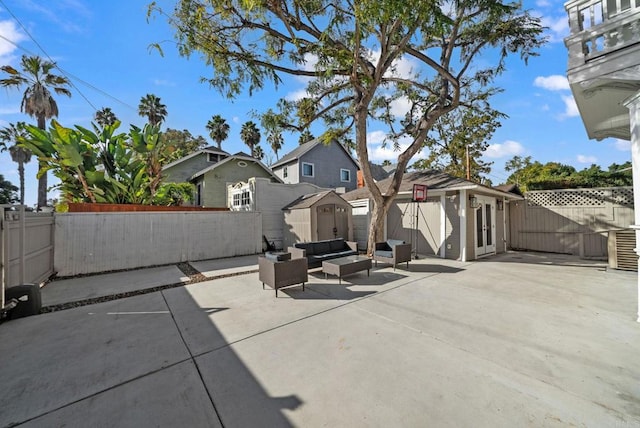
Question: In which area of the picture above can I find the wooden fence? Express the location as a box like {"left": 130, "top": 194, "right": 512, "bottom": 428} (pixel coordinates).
{"left": 509, "top": 187, "right": 634, "bottom": 258}
{"left": 1, "top": 206, "right": 55, "bottom": 302}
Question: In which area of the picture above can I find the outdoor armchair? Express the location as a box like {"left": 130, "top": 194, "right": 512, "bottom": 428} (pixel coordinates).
{"left": 373, "top": 239, "right": 412, "bottom": 271}
{"left": 259, "top": 253, "right": 308, "bottom": 297}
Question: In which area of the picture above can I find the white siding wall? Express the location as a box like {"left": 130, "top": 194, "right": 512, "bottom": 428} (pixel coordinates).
{"left": 54, "top": 211, "right": 262, "bottom": 276}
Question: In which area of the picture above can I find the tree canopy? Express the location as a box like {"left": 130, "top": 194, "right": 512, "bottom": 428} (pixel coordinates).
{"left": 160, "top": 128, "right": 208, "bottom": 164}
{"left": 0, "top": 174, "right": 18, "bottom": 204}
{"left": 504, "top": 156, "right": 632, "bottom": 191}
{"left": 150, "top": 0, "right": 545, "bottom": 253}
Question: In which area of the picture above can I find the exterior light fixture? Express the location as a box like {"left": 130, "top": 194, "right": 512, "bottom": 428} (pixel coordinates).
{"left": 469, "top": 195, "right": 480, "bottom": 209}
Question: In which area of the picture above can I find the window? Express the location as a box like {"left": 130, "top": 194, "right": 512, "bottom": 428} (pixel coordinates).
{"left": 302, "top": 162, "right": 314, "bottom": 177}
{"left": 340, "top": 169, "right": 351, "bottom": 182}
{"left": 208, "top": 153, "right": 218, "bottom": 162}
{"left": 241, "top": 190, "right": 250, "bottom": 206}
{"left": 283, "top": 166, "right": 288, "bottom": 178}
{"left": 232, "top": 190, "right": 251, "bottom": 209}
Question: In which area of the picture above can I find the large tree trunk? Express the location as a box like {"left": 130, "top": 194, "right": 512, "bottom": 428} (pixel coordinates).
{"left": 37, "top": 116, "right": 47, "bottom": 210}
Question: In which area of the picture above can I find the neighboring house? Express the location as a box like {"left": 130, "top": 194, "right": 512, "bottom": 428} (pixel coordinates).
{"left": 191, "top": 152, "right": 282, "bottom": 208}
{"left": 162, "top": 146, "right": 230, "bottom": 183}
{"left": 163, "top": 148, "right": 281, "bottom": 208}
{"left": 271, "top": 138, "right": 359, "bottom": 192}
{"left": 227, "top": 177, "right": 329, "bottom": 250}
{"left": 357, "top": 162, "right": 397, "bottom": 188}
{"left": 343, "top": 170, "right": 522, "bottom": 261}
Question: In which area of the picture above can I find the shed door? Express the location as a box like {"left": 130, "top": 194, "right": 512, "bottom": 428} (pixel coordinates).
{"left": 317, "top": 204, "right": 348, "bottom": 240}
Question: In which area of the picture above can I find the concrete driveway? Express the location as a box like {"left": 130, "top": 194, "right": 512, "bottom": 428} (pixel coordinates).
{"left": 1, "top": 252, "right": 638, "bottom": 427}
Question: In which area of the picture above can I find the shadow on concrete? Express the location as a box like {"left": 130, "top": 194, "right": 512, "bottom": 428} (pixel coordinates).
{"left": 281, "top": 282, "right": 376, "bottom": 300}
{"left": 164, "top": 286, "right": 301, "bottom": 427}
{"left": 404, "top": 264, "right": 465, "bottom": 274}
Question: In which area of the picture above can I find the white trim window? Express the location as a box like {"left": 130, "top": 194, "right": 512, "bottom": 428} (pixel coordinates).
{"left": 340, "top": 168, "right": 351, "bottom": 182}
{"left": 283, "top": 166, "right": 288, "bottom": 178}
{"left": 232, "top": 190, "right": 251, "bottom": 210}
{"left": 302, "top": 162, "right": 314, "bottom": 177}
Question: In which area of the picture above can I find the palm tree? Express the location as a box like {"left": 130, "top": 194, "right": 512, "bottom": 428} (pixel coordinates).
{"left": 138, "top": 94, "right": 167, "bottom": 126}
{"left": 0, "top": 122, "right": 32, "bottom": 205}
{"left": 0, "top": 55, "right": 72, "bottom": 209}
{"left": 253, "top": 145, "right": 265, "bottom": 160}
{"left": 267, "top": 130, "right": 283, "bottom": 160}
{"left": 206, "top": 115, "right": 230, "bottom": 150}
{"left": 95, "top": 107, "right": 118, "bottom": 128}
{"left": 240, "top": 121, "right": 261, "bottom": 157}
{"left": 298, "top": 129, "right": 314, "bottom": 145}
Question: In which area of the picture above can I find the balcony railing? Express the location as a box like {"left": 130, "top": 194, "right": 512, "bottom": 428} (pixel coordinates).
{"left": 565, "top": 0, "right": 640, "bottom": 68}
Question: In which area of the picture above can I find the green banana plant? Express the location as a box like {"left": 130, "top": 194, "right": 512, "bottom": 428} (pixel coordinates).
{"left": 19, "top": 120, "right": 167, "bottom": 205}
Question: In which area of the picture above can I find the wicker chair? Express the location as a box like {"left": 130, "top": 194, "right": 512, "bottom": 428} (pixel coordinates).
{"left": 259, "top": 254, "right": 308, "bottom": 297}
{"left": 373, "top": 239, "right": 412, "bottom": 271}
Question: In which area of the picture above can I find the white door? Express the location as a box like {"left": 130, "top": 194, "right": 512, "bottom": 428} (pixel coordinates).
{"left": 474, "top": 196, "right": 496, "bottom": 257}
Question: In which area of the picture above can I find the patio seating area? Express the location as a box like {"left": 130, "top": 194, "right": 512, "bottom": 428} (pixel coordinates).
{"left": 1, "top": 251, "right": 639, "bottom": 427}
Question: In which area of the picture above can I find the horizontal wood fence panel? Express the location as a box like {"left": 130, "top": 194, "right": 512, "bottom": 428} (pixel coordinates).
{"left": 54, "top": 211, "right": 262, "bottom": 276}
{"left": 510, "top": 187, "right": 633, "bottom": 257}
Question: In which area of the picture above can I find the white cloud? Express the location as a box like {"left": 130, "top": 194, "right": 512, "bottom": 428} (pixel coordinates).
{"left": 577, "top": 154, "right": 597, "bottom": 163}
{"left": 536, "top": 0, "right": 551, "bottom": 7}
{"left": 614, "top": 139, "right": 631, "bottom": 151}
{"left": 0, "top": 20, "right": 26, "bottom": 61}
{"left": 232, "top": 116, "right": 240, "bottom": 124}
{"left": 367, "top": 130, "right": 386, "bottom": 144}
{"left": 368, "top": 49, "right": 418, "bottom": 80}
{"left": 285, "top": 88, "right": 308, "bottom": 102}
{"left": 533, "top": 75, "right": 570, "bottom": 91}
{"left": 485, "top": 140, "right": 525, "bottom": 158}
{"left": 540, "top": 15, "right": 569, "bottom": 42}
{"left": 366, "top": 133, "right": 427, "bottom": 163}
{"left": 561, "top": 95, "right": 579, "bottom": 118}
{"left": 390, "top": 97, "right": 413, "bottom": 118}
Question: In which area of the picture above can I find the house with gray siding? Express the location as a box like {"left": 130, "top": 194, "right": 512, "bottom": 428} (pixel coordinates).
{"left": 162, "top": 146, "right": 230, "bottom": 183}
{"left": 271, "top": 138, "right": 359, "bottom": 192}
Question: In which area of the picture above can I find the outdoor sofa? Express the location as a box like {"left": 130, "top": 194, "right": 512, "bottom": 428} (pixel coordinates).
{"left": 259, "top": 252, "right": 308, "bottom": 297}
{"left": 288, "top": 238, "right": 358, "bottom": 269}
{"left": 373, "top": 239, "right": 412, "bottom": 271}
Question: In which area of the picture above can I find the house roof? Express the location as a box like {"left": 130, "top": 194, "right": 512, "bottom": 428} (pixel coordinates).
{"left": 271, "top": 138, "right": 359, "bottom": 169}
{"left": 162, "top": 147, "right": 230, "bottom": 171}
{"left": 190, "top": 153, "right": 283, "bottom": 183}
{"left": 282, "top": 190, "right": 347, "bottom": 210}
{"left": 494, "top": 183, "right": 524, "bottom": 197}
{"left": 368, "top": 162, "right": 395, "bottom": 181}
{"left": 343, "top": 170, "right": 522, "bottom": 201}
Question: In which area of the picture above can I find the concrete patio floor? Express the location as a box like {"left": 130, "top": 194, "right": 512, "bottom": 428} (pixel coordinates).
{"left": 1, "top": 251, "right": 639, "bottom": 427}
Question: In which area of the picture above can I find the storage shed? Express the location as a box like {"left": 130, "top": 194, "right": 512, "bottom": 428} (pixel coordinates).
{"left": 282, "top": 190, "right": 354, "bottom": 248}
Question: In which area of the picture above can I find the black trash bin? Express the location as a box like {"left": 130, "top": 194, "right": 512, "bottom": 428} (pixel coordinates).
{"left": 5, "top": 283, "right": 42, "bottom": 319}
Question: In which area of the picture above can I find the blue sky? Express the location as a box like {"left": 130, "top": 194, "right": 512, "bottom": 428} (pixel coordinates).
{"left": 0, "top": 0, "right": 632, "bottom": 207}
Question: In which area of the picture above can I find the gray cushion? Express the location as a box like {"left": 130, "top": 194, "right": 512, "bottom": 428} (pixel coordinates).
{"left": 387, "top": 239, "right": 405, "bottom": 247}
{"left": 265, "top": 252, "right": 291, "bottom": 262}
{"left": 375, "top": 250, "right": 393, "bottom": 258}
{"left": 329, "top": 239, "right": 345, "bottom": 252}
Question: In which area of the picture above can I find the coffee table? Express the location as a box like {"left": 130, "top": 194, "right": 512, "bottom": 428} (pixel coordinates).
{"left": 322, "top": 255, "right": 372, "bottom": 284}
